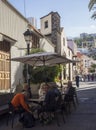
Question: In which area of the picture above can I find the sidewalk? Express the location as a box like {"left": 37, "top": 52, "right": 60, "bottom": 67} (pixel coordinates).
{"left": 0, "top": 81, "right": 96, "bottom": 130}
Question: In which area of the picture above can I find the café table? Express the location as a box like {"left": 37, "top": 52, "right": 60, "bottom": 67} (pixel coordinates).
{"left": 28, "top": 98, "right": 45, "bottom": 106}
{"left": 28, "top": 98, "right": 45, "bottom": 120}
{"left": 28, "top": 98, "right": 44, "bottom": 101}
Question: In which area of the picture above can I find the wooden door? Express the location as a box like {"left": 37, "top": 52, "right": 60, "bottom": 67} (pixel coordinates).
{"left": 0, "top": 40, "right": 10, "bottom": 90}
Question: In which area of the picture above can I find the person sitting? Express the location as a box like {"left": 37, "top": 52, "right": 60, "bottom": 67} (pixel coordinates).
{"left": 11, "top": 91, "right": 32, "bottom": 114}
{"left": 44, "top": 84, "right": 57, "bottom": 110}
{"left": 46, "top": 82, "right": 61, "bottom": 100}
{"left": 40, "top": 83, "right": 60, "bottom": 111}
{"left": 38, "top": 83, "right": 49, "bottom": 99}
{"left": 22, "top": 83, "right": 32, "bottom": 98}
{"left": 38, "top": 82, "right": 61, "bottom": 124}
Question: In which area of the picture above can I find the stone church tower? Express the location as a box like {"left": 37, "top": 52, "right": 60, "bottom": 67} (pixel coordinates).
{"left": 40, "top": 11, "right": 61, "bottom": 53}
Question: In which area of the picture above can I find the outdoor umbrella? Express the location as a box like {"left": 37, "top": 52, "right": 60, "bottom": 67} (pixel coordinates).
{"left": 10, "top": 52, "right": 73, "bottom": 66}
{"left": 9, "top": 52, "right": 76, "bottom": 87}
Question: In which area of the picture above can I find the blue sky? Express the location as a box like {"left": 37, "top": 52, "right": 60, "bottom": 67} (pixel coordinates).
{"left": 8, "top": 0, "right": 96, "bottom": 38}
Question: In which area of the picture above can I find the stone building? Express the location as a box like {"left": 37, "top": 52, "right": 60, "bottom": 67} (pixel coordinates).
{"left": 40, "top": 11, "right": 61, "bottom": 54}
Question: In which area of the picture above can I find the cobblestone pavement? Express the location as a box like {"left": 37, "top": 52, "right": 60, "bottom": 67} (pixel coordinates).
{"left": 0, "top": 81, "right": 96, "bottom": 130}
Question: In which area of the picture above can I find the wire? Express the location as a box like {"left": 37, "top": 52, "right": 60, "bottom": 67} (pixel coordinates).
{"left": 24, "top": 0, "right": 26, "bottom": 18}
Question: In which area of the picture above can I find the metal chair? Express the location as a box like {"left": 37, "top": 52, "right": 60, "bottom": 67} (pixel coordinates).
{"left": 38, "top": 93, "right": 65, "bottom": 126}
{"left": 63, "top": 87, "right": 78, "bottom": 114}
{"left": 6, "top": 103, "right": 23, "bottom": 128}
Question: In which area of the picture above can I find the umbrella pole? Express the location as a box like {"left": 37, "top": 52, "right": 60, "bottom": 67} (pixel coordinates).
{"left": 43, "top": 59, "right": 46, "bottom": 82}
{"left": 59, "top": 64, "right": 63, "bottom": 88}
{"left": 27, "top": 64, "right": 32, "bottom": 98}
{"left": 43, "top": 58, "right": 47, "bottom": 83}
{"left": 60, "top": 72, "right": 63, "bottom": 88}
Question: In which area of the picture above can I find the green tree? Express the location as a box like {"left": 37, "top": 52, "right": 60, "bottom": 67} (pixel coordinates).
{"left": 74, "top": 38, "right": 83, "bottom": 47}
{"left": 89, "top": 63, "right": 96, "bottom": 73}
{"left": 91, "top": 64, "right": 96, "bottom": 69}
{"left": 23, "top": 48, "right": 43, "bottom": 82}
{"left": 29, "top": 65, "right": 60, "bottom": 84}
{"left": 88, "top": 0, "right": 96, "bottom": 19}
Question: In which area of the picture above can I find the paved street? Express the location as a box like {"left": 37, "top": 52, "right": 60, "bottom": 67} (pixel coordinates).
{"left": 0, "top": 81, "right": 96, "bottom": 130}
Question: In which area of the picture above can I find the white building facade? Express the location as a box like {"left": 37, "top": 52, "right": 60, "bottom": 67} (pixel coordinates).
{"left": 0, "top": 1, "right": 57, "bottom": 92}
{"left": 0, "top": 1, "right": 75, "bottom": 92}
{"left": 0, "top": 0, "right": 29, "bottom": 91}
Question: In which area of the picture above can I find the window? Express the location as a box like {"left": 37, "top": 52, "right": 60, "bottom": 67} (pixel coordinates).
{"left": 0, "top": 40, "right": 10, "bottom": 91}
{"left": 63, "top": 38, "right": 65, "bottom": 46}
{"left": 45, "top": 21, "right": 48, "bottom": 28}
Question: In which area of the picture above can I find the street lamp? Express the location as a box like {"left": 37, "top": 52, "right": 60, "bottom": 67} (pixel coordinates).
{"left": 23, "top": 29, "right": 33, "bottom": 97}
{"left": 23, "top": 29, "right": 32, "bottom": 54}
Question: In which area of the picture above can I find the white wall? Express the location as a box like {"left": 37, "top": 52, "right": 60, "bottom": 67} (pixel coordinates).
{"left": 40, "top": 14, "right": 52, "bottom": 35}
{"left": 0, "top": 0, "right": 29, "bottom": 89}
{"left": 40, "top": 37, "right": 55, "bottom": 52}
{"left": 60, "top": 28, "right": 68, "bottom": 56}
{"left": 60, "top": 28, "right": 72, "bottom": 81}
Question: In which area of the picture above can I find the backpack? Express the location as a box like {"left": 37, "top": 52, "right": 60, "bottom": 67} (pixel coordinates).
{"left": 19, "top": 112, "right": 35, "bottom": 128}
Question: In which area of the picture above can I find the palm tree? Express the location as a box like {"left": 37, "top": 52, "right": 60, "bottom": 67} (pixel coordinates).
{"left": 88, "top": 0, "right": 96, "bottom": 19}
{"left": 88, "top": 0, "right": 96, "bottom": 11}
